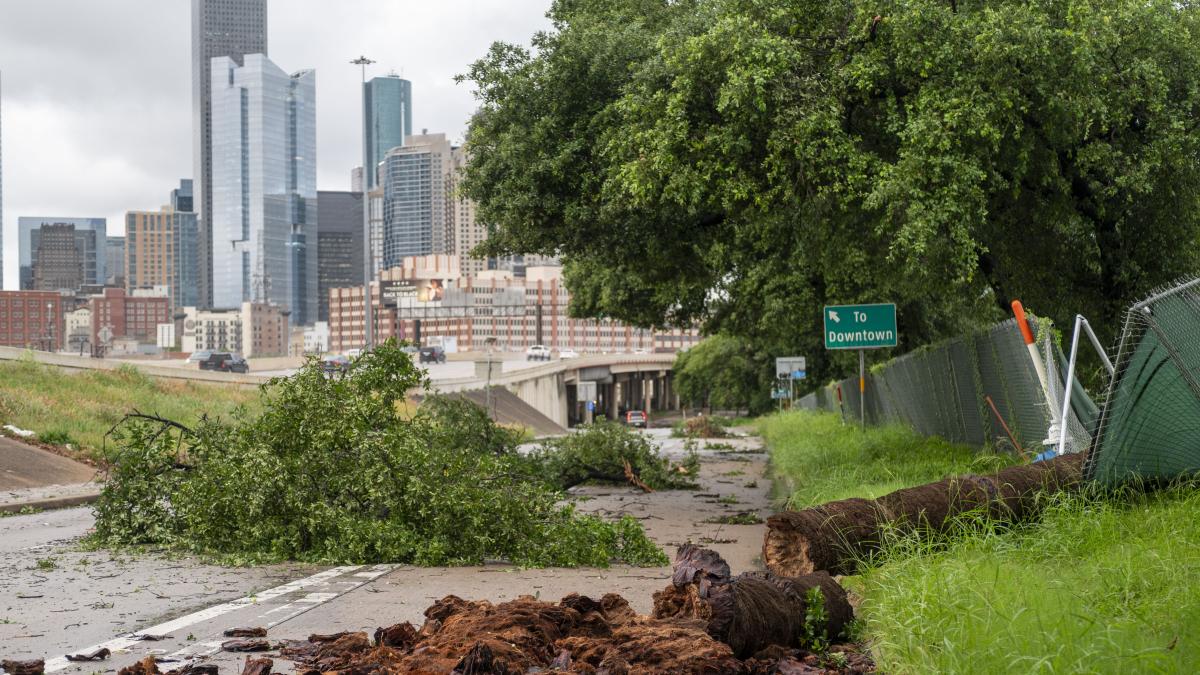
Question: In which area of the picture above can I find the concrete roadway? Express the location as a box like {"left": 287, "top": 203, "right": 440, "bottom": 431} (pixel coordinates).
{"left": 0, "top": 430, "right": 772, "bottom": 673}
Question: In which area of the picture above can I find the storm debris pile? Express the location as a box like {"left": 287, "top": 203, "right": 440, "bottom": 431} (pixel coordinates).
{"left": 260, "top": 548, "right": 871, "bottom": 674}
{"left": 764, "top": 453, "right": 1087, "bottom": 576}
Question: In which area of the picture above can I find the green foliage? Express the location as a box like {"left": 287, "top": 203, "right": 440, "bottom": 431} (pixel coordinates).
{"left": 802, "top": 586, "right": 830, "bottom": 653}
{"left": 859, "top": 486, "right": 1200, "bottom": 672}
{"left": 90, "top": 341, "right": 667, "bottom": 568}
{"left": 674, "top": 335, "right": 768, "bottom": 413}
{"left": 761, "top": 410, "right": 1012, "bottom": 507}
{"left": 461, "top": 0, "right": 1200, "bottom": 385}
{"left": 533, "top": 420, "right": 698, "bottom": 490}
{"left": 0, "top": 358, "right": 257, "bottom": 460}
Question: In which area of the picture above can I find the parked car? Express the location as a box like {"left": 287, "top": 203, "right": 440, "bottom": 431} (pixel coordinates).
{"left": 626, "top": 410, "right": 648, "bottom": 428}
{"left": 419, "top": 346, "right": 447, "bottom": 364}
{"left": 526, "top": 344, "right": 552, "bottom": 361}
{"left": 559, "top": 349, "right": 580, "bottom": 359}
{"left": 199, "top": 352, "right": 249, "bottom": 374}
{"left": 186, "top": 350, "right": 212, "bottom": 364}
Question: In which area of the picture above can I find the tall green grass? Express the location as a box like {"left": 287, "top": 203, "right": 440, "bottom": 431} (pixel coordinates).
{"left": 761, "top": 410, "right": 1013, "bottom": 507}
{"left": 0, "top": 358, "right": 259, "bottom": 459}
{"left": 763, "top": 409, "right": 1200, "bottom": 673}
{"left": 859, "top": 486, "right": 1200, "bottom": 673}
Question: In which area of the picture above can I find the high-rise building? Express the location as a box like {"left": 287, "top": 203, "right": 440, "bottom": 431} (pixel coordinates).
{"left": 316, "top": 191, "right": 364, "bottom": 322}
{"left": 126, "top": 195, "right": 200, "bottom": 310}
{"left": 210, "top": 54, "right": 318, "bottom": 326}
{"left": 105, "top": 236, "right": 125, "bottom": 287}
{"left": 381, "top": 133, "right": 454, "bottom": 269}
{"left": 364, "top": 75, "right": 413, "bottom": 190}
{"left": 450, "top": 146, "right": 490, "bottom": 277}
{"left": 171, "top": 178, "right": 194, "bottom": 212}
{"left": 18, "top": 218, "right": 107, "bottom": 291}
{"left": 192, "top": 0, "right": 268, "bottom": 309}
{"left": 1, "top": 72, "right": 5, "bottom": 290}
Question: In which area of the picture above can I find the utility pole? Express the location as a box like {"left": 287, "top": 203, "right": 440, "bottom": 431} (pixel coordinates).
{"left": 352, "top": 55, "right": 376, "bottom": 351}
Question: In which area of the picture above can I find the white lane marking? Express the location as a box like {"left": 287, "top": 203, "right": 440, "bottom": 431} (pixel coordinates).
{"left": 44, "top": 566, "right": 362, "bottom": 672}
{"left": 296, "top": 592, "right": 339, "bottom": 604}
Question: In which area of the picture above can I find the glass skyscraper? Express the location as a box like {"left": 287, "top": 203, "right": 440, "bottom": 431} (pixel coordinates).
{"left": 192, "top": 0, "right": 267, "bottom": 309}
{"left": 364, "top": 75, "right": 413, "bottom": 190}
{"left": 381, "top": 134, "right": 453, "bottom": 270}
{"left": 210, "top": 54, "right": 318, "bottom": 326}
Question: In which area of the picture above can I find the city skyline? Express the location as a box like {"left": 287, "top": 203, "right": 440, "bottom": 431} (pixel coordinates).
{"left": 0, "top": 0, "right": 551, "bottom": 291}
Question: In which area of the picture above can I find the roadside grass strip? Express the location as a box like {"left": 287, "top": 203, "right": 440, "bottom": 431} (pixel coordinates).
{"left": 764, "top": 410, "right": 1200, "bottom": 673}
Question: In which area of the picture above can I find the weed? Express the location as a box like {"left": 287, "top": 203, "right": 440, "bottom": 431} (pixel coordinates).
{"left": 717, "top": 495, "right": 739, "bottom": 505}
{"left": 34, "top": 557, "right": 58, "bottom": 570}
{"left": 802, "top": 586, "right": 829, "bottom": 653}
{"left": 743, "top": 480, "right": 758, "bottom": 489}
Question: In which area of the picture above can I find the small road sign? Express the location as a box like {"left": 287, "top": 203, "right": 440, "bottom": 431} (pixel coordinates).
{"left": 824, "top": 304, "right": 898, "bottom": 350}
{"left": 775, "top": 357, "right": 806, "bottom": 379}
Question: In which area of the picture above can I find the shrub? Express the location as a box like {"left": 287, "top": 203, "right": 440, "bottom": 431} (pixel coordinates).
{"left": 90, "top": 341, "right": 667, "bottom": 567}
{"left": 533, "top": 420, "right": 698, "bottom": 490}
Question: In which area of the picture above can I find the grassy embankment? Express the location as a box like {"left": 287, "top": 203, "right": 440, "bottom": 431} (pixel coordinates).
{"left": 0, "top": 357, "right": 259, "bottom": 460}
{"left": 762, "top": 410, "right": 1200, "bottom": 673}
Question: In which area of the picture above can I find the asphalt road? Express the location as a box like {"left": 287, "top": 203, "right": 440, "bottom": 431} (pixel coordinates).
{"left": 2, "top": 430, "right": 771, "bottom": 673}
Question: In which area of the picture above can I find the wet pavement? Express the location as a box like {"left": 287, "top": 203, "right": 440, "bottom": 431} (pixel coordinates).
{"left": 1, "top": 428, "right": 772, "bottom": 674}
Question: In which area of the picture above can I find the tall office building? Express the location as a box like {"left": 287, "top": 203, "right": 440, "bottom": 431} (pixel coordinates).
{"left": 192, "top": 0, "right": 267, "bottom": 309}
{"left": 450, "top": 146, "right": 489, "bottom": 277}
{"left": 105, "top": 237, "right": 126, "bottom": 287}
{"left": 171, "top": 179, "right": 194, "bottom": 212}
{"left": 381, "top": 133, "right": 454, "bottom": 269}
{"left": 126, "top": 184, "right": 200, "bottom": 310}
{"left": 364, "top": 75, "right": 413, "bottom": 190}
{"left": 210, "top": 54, "right": 318, "bottom": 326}
{"left": 1, "top": 72, "right": 5, "bottom": 290}
{"left": 18, "top": 218, "right": 107, "bottom": 291}
{"left": 316, "top": 191, "right": 364, "bottom": 322}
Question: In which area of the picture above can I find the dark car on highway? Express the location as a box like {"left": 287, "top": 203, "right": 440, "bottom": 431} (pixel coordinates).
{"left": 198, "top": 352, "right": 249, "bottom": 374}
{"left": 419, "top": 346, "right": 447, "bottom": 364}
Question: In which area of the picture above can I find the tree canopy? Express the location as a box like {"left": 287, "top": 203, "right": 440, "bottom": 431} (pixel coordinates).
{"left": 460, "top": 0, "right": 1200, "bottom": 385}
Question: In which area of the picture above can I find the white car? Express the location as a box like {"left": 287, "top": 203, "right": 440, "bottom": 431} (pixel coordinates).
{"left": 526, "top": 345, "right": 552, "bottom": 361}
{"left": 559, "top": 349, "right": 580, "bottom": 359}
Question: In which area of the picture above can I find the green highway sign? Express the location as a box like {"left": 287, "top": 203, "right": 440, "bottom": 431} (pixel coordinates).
{"left": 824, "top": 303, "right": 898, "bottom": 350}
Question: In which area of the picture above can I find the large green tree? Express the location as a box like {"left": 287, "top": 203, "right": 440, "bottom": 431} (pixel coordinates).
{"left": 461, "top": 0, "right": 1200, "bottom": 384}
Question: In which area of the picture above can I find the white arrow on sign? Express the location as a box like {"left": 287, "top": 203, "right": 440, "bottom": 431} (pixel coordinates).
{"left": 828, "top": 310, "right": 841, "bottom": 323}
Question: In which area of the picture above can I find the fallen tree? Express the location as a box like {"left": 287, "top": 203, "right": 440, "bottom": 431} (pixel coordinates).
{"left": 764, "top": 453, "right": 1087, "bottom": 576}
{"left": 652, "top": 545, "right": 854, "bottom": 658}
{"left": 89, "top": 341, "right": 669, "bottom": 568}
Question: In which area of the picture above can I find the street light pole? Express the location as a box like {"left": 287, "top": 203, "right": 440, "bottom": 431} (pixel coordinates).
{"left": 352, "top": 55, "right": 376, "bottom": 351}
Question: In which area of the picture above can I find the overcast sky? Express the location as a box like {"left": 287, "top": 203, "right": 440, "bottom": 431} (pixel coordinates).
{"left": 0, "top": 0, "right": 552, "bottom": 290}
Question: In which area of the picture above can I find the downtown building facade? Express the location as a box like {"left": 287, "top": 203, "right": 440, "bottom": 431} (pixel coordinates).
{"left": 125, "top": 188, "right": 200, "bottom": 311}
{"left": 381, "top": 133, "right": 455, "bottom": 268}
{"left": 316, "top": 191, "right": 364, "bottom": 322}
{"left": 364, "top": 74, "right": 413, "bottom": 190}
{"left": 327, "top": 255, "right": 699, "bottom": 354}
{"left": 105, "top": 237, "right": 125, "bottom": 288}
{"left": 0, "top": 290, "right": 64, "bottom": 350}
{"left": 17, "top": 217, "right": 107, "bottom": 292}
{"left": 210, "top": 53, "right": 318, "bottom": 326}
{"left": 180, "top": 301, "right": 288, "bottom": 357}
{"left": 192, "top": 0, "right": 268, "bottom": 309}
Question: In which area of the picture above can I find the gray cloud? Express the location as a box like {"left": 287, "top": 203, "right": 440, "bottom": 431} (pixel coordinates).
{"left": 1, "top": 0, "right": 551, "bottom": 289}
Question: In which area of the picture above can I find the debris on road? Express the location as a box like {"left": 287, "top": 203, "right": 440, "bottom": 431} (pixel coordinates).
{"left": 64, "top": 647, "right": 111, "bottom": 662}
{"left": 262, "top": 547, "right": 871, "bottom": 674}
{"left": 219, "top": 639, "right": 270, "bottom": 653}
{"left": 221, "top": 628, "right": 266, "bottom": 638}
{"left": 653, "top": 545, "right": 853, "bottom": 658}
{"left": 1, "top": 659, "right": 44, "bottom": 675}
{"left": 764, "top": 453, "right": 1085, "bottom": 576}
{"left": 131, "top": 634, "right": 171, "bottom": 642}
{"left": 237, "top": 657, "right": 271, "bottom": 675}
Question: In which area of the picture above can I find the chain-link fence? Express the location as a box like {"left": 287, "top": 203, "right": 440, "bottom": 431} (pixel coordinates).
{"left": 798, "top": 317, "right": 1097, "bottom": 454}
{"left": 1086, "top": 278, "right": 1200, "bottom": 486}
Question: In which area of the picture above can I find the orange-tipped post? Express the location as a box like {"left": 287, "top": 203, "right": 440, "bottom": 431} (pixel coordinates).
{"left": 1012, "top": 300, "right": 1036, "bottom": 345}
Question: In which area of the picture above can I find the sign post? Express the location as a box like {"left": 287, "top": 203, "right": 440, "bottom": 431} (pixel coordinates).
{"left": 824, "top": 304, "right": 897, "bottom": 430}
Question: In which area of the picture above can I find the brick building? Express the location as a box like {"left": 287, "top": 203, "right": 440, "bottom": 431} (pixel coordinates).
{"left": 0, "top": 291, "right": 65, "bottom": 351}
{"left": 328, "top": 256, "right": 699, "bottom": 354}
{"left": 89, "top": 288, "right": 170, "bottom": 347}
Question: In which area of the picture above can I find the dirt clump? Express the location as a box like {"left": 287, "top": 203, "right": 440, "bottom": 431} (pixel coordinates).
{"left": 265, "top": 546, "right": 869, "bottom": 674}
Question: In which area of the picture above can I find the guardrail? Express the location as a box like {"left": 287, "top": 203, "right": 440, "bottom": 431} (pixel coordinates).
{"left": 0, "top": 346, "right": 270, "bottom": 387}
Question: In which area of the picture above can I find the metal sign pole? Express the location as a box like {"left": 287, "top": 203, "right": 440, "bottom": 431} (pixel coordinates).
{"left": 859, "top": 349, "right": 866, "bottom": 430}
